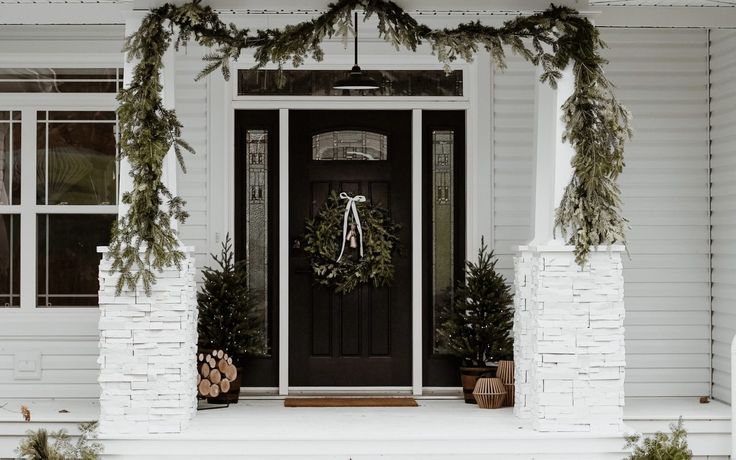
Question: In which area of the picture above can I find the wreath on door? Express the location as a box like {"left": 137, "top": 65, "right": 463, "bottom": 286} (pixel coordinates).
{"left": 302, "top": 191, "right": 401, "bottom": 294}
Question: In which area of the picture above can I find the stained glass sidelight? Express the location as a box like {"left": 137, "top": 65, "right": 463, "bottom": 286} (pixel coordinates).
{"left": 432, "top": 130, "right": 454, "bottom": 352}
{"left": 245, "top": 129, "right": 270, "bottom": 353}
{"left": 312, "top": 130, "right": 387, "bottom": 161}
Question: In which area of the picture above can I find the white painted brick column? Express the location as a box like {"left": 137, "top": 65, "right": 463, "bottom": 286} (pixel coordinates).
{"left": 513, "top": 245, "right": 625, "bottom": 433}
{"left": 97, "top": 246, "right": 198, "bottom": 435}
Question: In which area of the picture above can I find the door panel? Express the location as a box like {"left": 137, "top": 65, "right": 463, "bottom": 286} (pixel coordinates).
{"left": 289, "top": 110, "right": 412, "bottom": 387}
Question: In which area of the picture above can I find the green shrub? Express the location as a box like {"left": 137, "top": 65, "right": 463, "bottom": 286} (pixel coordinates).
{"left": 436, "top": 238, "right": 514, "bottom": 367}
{"left": 197, "top": 234, "right": 266, "bottom": 361}
{"left": 625, "top": 417, "right": 692, "bottom": 460}
{"left": 16, "top": 422, "right": 102, "bottom": 460}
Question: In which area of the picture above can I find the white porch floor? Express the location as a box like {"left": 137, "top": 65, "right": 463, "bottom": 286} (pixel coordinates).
{"left": 0, "top": 397, "right": 730, "bottom": 459}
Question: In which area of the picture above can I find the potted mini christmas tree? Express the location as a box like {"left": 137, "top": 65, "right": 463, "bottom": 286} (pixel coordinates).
{"left": 197, "top": 234, "right": 266, "bottom": 404}
{"left": 437, "top": 238, "right": 514, "bottom": 404}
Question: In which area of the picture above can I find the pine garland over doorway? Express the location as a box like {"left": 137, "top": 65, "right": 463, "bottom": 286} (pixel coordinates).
{"left": 110, "top": 0, "right": 631, "bottom": 293}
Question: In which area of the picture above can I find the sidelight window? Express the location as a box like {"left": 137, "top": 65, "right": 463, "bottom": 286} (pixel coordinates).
{"left": 432, "top": 130, "right": 455, "bottom": 352}
{"left": 245, "top": 129, "right": 270, "bottom": 349}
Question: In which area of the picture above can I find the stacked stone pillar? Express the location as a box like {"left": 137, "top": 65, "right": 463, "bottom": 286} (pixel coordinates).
{"left": 97, "top": 246, "right": 198, "bottom": 435}
{"left": 513, "top": 245, "right": 626, "bottom": 433}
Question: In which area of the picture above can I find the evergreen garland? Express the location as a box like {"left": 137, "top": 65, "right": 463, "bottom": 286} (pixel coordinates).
{"left": 302, "top": 191, "right": 401, "bottom": 294}
{"left": 436, "top": 239, "right": 514, "bottom": 367}
{"left": 112, "top": 0, "right": 630, "bottom": 291}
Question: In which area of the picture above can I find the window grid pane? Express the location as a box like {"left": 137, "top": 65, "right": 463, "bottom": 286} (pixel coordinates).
{"left": 0, "top": 111, "right": 21, "bottom": 205}
{"left": 432, "top": 130, "right": 454, "bottom": 353}
{"left": 37, "top": 214, "right": 115, "bottom": 308}
{"left": 36, "top": 111, "right": 118, "bottom": 206}
{"left": 0, "top": 68, "right": 123, "bottom": 93}
{"left": 0, "top": 214, "right": 20, "bottom": 307}
{"left": 246, "top": 129, "right": 269, "bottom": 353}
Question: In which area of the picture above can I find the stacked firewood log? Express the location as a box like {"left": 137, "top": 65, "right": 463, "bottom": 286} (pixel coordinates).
{"left": 197, "top": 350, "right": 238, "bottom": 399}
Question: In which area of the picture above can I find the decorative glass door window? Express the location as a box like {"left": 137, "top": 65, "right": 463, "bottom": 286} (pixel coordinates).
{"left": 432, "top": 130, "right": 454, "bottom": 352}
{"left": 245, "top": 129, "right": 269, "bottom": 351}
{"left": 312, "top": 130, "right": 387, "bottom": 161}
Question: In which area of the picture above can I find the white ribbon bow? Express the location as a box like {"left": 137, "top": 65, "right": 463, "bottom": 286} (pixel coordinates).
{"left": 337, "top": 192, "right": 366, "bottom": 262}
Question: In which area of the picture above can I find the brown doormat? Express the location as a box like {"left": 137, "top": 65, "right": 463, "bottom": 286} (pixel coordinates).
{"left": 284, "top": 397, "right": 418, "bottom": 408}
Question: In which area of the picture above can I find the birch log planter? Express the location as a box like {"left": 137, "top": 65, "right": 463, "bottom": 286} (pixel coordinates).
{"left": 197, "top": 350, "right": 240, "bottom": 404}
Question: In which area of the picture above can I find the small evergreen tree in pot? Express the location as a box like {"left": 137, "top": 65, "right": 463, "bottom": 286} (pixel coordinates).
{"left": 197, "top": 235, "right": 266, "bottom": 400}
{"left": 436, "top": 238, "right": 514, "bottom": 403}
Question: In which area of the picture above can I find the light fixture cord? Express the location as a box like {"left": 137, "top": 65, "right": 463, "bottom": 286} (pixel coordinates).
{"left": 354, "top": 11, "right": 359, "bottom": 67}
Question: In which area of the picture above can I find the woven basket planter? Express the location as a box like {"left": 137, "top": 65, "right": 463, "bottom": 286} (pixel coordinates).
{"left": 496, "top": 360, "right": 515, "bottom": 407}
{"left": 472, "top": 377, "right": 506, "bottom": 409}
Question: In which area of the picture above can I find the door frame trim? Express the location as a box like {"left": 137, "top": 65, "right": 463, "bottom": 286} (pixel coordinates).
{"left": 213, "top": 59, "right": 489, "bottom": 396}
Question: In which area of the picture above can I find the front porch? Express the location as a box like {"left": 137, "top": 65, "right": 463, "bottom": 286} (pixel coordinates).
{"left": 0, "top": 397, "right": 729, "bottom": 459}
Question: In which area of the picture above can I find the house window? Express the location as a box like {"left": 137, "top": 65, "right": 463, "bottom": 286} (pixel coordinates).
{"left": 312, "top": 130, "right": 387, "bottom": 161}
{"left": 0, "top": 104, "right": 117, "bottom": 308}
{"left": 35, "top": 110, "right": 117, "bottom": 307}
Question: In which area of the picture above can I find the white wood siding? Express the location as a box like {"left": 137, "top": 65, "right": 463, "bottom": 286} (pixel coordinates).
{"left": 605, "top": 28, "right": 711, "bottom": 398}
{"left": 0, "top": 26, "right": 122, "bottom": 399}
{"left": 709, "top": 30, "right": 736, "bottom": 403}
{"left": 176, "top": 46, "right": 211, "bottom": 273}
{"left": 491, "top": 56, "right": 535, "bottom": 282}
{"left": 492, "top": 28, "right": 712, "bottom": 397}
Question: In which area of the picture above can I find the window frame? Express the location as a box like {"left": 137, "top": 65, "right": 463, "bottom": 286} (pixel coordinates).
{"left": 0, "top": 92, "right": 118, "bottom": 311}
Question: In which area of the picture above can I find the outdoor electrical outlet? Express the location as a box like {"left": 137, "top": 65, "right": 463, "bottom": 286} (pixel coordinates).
{"left": 14, "top": 351, "right": 42, "bottom": 380}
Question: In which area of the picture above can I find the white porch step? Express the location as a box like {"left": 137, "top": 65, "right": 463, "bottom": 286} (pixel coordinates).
{"left": 1, "top": 398, "right": 730, "bottom": 459}
{"left": 98, "top": 400, "right": 630, "bottom": 459}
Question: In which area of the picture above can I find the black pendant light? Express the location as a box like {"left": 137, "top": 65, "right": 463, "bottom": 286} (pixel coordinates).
{"left": 333, "top": 12, "right": 380, "bottom": 91}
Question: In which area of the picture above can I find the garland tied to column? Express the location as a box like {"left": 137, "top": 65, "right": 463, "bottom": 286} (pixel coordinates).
{"left": 111, "top": 0, "right": 630, "bottom": 294}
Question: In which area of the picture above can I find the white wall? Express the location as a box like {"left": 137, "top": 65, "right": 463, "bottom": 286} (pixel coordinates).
{"left": 709, "top": 30, "right": 736, "bottom": 404}
{"left": 0, "top": 25, "right": 123, "bottom": 399}
{"left": 175, "top": 45, "right": 212, "bottom": 273}
{"left": 492, "top": 28, "right": 712, "bottom": 397}
{"left": 606, "top": 28, "right": 712, "bottom": 398}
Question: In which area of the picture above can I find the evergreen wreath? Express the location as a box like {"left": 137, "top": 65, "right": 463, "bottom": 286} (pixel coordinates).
{"left": 111, "top": 0, "right": 630, "bottom": 293}
{"left": 302, "top": 191, "right": 401, "bottom": 294}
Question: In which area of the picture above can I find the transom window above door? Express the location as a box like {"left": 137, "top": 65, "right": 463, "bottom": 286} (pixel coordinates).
{"left": 238, "top": 69, "right": 463, "bottom": 97}
{"left": 312, "top": 130, "right": 387, "bottom": 161}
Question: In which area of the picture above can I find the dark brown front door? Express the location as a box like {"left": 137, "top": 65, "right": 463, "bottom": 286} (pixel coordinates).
{"left": 289, "top": 110, "right": 412, "bottom": 387}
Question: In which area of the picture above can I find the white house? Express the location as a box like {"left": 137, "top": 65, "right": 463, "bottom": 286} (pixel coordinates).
{"left": 0, "top": 0, "right": 735, "bottom": 458}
